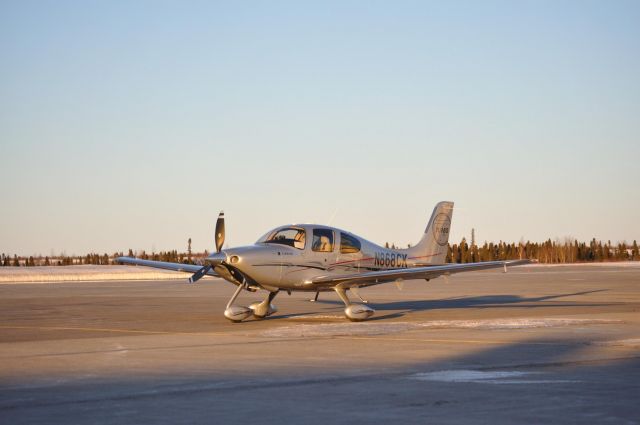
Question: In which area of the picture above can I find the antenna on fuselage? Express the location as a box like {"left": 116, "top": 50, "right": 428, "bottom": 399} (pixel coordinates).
{"left": 327, "top": 207, "right": 340, "bottom": 226}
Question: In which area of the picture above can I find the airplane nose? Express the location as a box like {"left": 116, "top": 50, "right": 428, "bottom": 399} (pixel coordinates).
{"left": 204, "top": 251, "right": 226, "bottom": 266}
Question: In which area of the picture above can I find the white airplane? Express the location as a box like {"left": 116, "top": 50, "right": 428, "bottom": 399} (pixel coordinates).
{"left": 117, "top": 201, "right": 529, "bottom": 322}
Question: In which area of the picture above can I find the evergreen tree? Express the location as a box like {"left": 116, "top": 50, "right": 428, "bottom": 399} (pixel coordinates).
{"left": 617, "top": 242, "right": 628, "bottom": 261}
{"left": 470, "top": 243, "right": 478, "bottom": 262}
{"left": 604, "top": 240, "right": 612, "bottom": 261}
{"left": 459, "top": 237, "right": 469, "bottom": 263}
{"left": 596, "top": 241, "right": 604, "bottom": 261}
{"left": 453, "top": 243, "right": 461, "bottom": 263}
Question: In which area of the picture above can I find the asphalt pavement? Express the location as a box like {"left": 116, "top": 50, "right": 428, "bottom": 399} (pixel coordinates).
{"left": 1, "top": 264, "right": 639, "bottom": 424}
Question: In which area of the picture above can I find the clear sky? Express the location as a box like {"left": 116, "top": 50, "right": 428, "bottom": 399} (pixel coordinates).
{"left": 1, "top": 0, "right": 638, "bottom": 256}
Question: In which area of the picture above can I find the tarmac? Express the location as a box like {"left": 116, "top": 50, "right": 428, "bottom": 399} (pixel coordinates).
{"left": 1, "top": 264, "right": 639, "bottom": 424}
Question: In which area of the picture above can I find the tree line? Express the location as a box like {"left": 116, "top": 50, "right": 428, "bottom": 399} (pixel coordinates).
{"left": 383, "top": 237, "right": 639, "bottom": 264}
{"left": 0, "top": 250, "right": 208, "bottom": 267}
{"left": 445, "top": 238, "right": 639, "bottom": 263}
{"left": 1, "top": 238, "right": 638, "bottom": 266}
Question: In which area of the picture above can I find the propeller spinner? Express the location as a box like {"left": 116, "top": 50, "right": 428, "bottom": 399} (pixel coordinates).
{"left": 188, "top": 211, "right": 225, "bottom": 283}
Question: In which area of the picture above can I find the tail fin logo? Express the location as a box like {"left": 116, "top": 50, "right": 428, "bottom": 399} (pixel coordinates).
{"left": 432, "top": 213, "right": 451, "bottom": 246}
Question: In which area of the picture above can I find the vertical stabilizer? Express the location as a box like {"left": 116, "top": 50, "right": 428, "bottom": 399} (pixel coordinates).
{"left": 401, "top": 201, "right": 454, "bottom": 265}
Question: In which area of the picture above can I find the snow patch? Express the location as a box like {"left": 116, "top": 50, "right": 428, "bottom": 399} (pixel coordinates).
{"left": 411, "top": 370, "right": 579, "bottom": 385}
{"left": 262, "top": 322, "right": 416, "bottom": 338}
{"left": 417, "top": 318, "right": 622, "bottom": 330}
{"left": 262, "top": 318, "right": 620, "bottom": 338}
{"left": 0, "top": 265, "right": 192, "bottom": 283}
{"left": 590, "top": 338, "right": 640, "bottom": 347}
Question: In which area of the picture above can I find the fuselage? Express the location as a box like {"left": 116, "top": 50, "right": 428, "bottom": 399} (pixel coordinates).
{"left": 212, "top": 224, "right": 445, "bottom": 291}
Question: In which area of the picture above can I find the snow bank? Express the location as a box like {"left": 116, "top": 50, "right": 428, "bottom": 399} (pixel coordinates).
{"left": 0, "top": 265, "right": 193, "bottom": 283}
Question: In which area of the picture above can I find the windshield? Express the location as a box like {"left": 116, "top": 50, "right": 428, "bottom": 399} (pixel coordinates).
{"left": 263, "top": 227, "right": 306, "bottom": 249}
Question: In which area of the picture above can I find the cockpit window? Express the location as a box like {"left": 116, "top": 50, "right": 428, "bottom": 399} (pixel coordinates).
{"left": 340, "top": 232, "right": 361, "bottom": 254}
{"left": 312, "top": 229, "right": 334, "bottom": 252}
{"left": 264, "top": 227, "right": 306, "bottom": 249}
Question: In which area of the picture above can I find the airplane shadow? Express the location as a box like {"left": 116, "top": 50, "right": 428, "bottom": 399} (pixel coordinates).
{"left": 310, "top": 289, "right": 611, "bottom": 315}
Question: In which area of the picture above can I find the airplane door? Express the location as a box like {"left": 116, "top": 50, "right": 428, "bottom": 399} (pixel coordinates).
{"left": 306, "top": 228, "right": 338, "bottom": 270}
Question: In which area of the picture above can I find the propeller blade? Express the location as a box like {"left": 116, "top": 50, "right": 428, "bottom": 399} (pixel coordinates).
{"left": 188, "top": 212, "right": 225, "bottom": 284}
{"left": 188, "top": 264, "right": 212, "bottom": 284}
{"left": 215, "top": 211, "right": 225, "bottom": 253}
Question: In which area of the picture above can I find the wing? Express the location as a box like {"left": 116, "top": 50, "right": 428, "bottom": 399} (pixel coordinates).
{"left": 116, "top": 257, "right": 219, "bottom": 277}
{"left": 310, "top": 259, "right": 531, "bottom": 289}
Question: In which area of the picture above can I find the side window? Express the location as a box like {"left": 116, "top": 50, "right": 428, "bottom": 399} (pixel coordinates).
{"left": 340, "top": 232, "right": 361, "bottom": 254}
{"left": 312, "top": 229, "right": 334, "bottom": 252}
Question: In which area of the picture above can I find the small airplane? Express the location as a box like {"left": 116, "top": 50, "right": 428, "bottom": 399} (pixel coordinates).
{"left": 117, "top": 201, "right": 530, "bottom": 322}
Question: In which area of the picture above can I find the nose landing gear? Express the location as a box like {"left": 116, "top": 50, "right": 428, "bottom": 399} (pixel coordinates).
{"left": 223, "top": 282, "right": 253, "bottom": 322}
{"left": 224, "top": 281, "right": 280, "bottom": 323}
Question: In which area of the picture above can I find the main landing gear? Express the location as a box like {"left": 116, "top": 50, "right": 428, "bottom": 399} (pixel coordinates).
{"left": 250, "top": 290, "right": 279, "bottom": 319}
{"left": 223, "top": 284, "right": 374, "bottom": 322}
{"left": 309, "top": 288, "right": 369, "bottom": 304}
{"left": 334, "top": 287, "right": 375, "bottom": 321}
{"left": 223, "top": 281, "right": 278, "bottom": 322}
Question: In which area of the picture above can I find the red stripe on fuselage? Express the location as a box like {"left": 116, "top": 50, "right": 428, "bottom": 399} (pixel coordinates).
{"left": 329, "top": 257, "right": 374, "bottom": 266}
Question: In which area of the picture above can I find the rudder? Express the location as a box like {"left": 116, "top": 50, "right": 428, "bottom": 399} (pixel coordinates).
{"left": 402, "top": 201, "right": 454, "bottom": 265}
